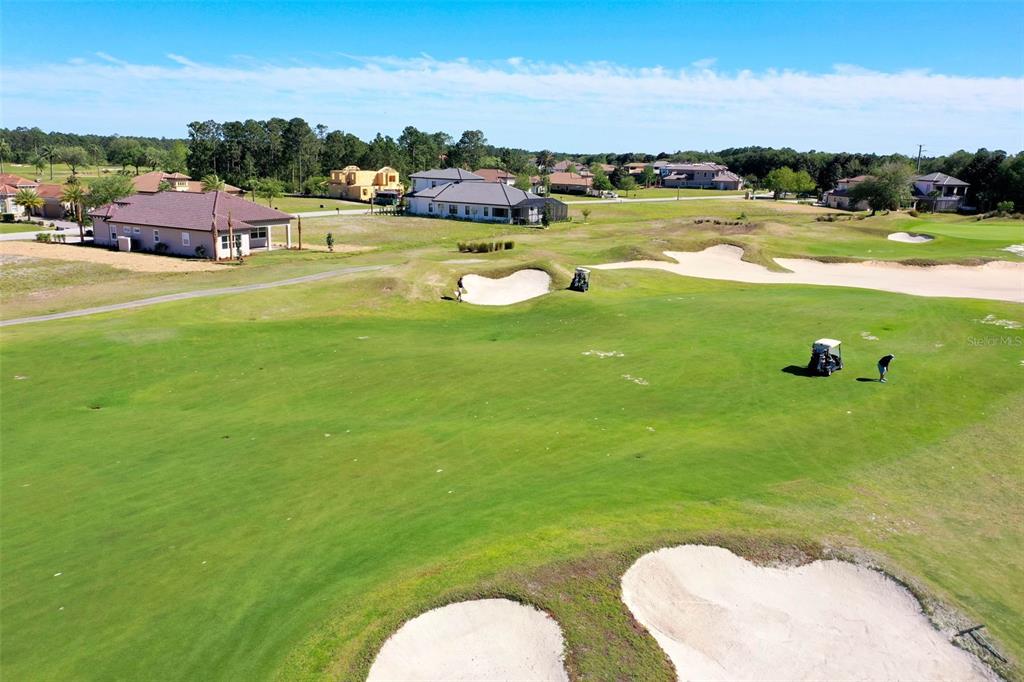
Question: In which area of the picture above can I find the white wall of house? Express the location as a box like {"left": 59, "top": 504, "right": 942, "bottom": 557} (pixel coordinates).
{"left": 406, "top": 196, "right": 540, "bottom": 224}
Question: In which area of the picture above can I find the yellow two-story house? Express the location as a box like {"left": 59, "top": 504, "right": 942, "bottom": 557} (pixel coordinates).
{"left": 327, "top": 166, "right": 402, "bottom": 202}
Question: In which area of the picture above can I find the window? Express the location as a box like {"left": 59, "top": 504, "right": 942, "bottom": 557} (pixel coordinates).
{"left": 153, "top": 230, "right": 160, "bottom": 243}
{"left": 110, "top": 229, "right": 117, "bottom": 240}
{"left": 250, "top": 226, "right": 267, "bottom": 240}
{"left": 483, "top": 207, "right": 490, "bottom": 217}
{"left": 123, "top": 226, "right": 131, "bottom": 234}
{"left": 220, "top": 234, "right": 242, "bottom": 251}
{"left": 428, "top": 203, "right": 434, "bottom": 213}
{"left": 132, "top": 227, "right": 141, "bottom": 235}
{"left": 449, "top": 204, "right": 458, "bottom": 215}
{"left": 464, "top": 205, "right": 470, "bottom": 216}
{"left": 182, "top": 232, "right": 190, "bottom": 246}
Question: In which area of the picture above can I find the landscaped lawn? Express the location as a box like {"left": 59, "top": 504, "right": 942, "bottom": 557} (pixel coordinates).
{"left": 4, "top": 162, "right": 123, "bottom": 186}
{"left": 1, "top": 199, "right": 1021, "bottom": 680}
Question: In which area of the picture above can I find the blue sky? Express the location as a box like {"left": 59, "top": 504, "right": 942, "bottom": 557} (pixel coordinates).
{"left": 3, "top": 0, "right": 1023, "bottom": 154}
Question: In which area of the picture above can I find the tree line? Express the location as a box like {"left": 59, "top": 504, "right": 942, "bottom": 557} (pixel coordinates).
{"left": 2, "top": 123, "right": 1020, "bottom": 210}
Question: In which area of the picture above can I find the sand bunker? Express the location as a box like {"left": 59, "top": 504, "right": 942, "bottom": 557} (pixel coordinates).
{"left": 461, "top": 269, "right": 551, "bottom": 305}
{"left": 622, "top": 545, "right": 993, "bottom": 681}
{"left": 888, "top": 231, "right": 934, "bottom": 243}
{"left": 593, "top": 245, "right": 1023, "bottom": 302}
{"left": 367, "top": 598, "right": 568, "bottom": 681}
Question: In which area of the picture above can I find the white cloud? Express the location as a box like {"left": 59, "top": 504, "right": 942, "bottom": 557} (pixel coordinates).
{"left": 692, "top": 57, "right": 717, "bottom": 69}
{"left": 3, "top": 54, "right": 1022, "bottom": 153}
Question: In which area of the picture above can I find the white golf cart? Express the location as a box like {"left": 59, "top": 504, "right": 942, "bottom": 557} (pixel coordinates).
{"left": 808, "top": 338, "right": 843, "bottom": 376}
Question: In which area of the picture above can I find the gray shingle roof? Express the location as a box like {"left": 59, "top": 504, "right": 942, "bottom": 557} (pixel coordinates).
{"left": 409, "top": 168, "right": 485, "bottom": 181}
{"left": 914, "top": 172, "right": 969, "bottom": 186}
{"left": 413, "top": 181, "right": 543, "bottom": 207}
{"left": 88, "top": 191, "right": 292, "bottom": 231}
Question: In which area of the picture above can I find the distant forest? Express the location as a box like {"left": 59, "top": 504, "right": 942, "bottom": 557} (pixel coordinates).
{"left": 2, "top": 122, "right": 1021, "bottom": 209}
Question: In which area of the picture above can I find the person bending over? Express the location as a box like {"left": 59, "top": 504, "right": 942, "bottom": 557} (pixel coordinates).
{"left": 878, "top": 354, "right": 895, "bottom": 383}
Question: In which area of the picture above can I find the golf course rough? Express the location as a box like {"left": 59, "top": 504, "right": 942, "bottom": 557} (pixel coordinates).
{"left": 366, "top": 598, "right": 569, "bottom": 681}
{"left": 622, "top": 545, "right": 996, "bottom": 681}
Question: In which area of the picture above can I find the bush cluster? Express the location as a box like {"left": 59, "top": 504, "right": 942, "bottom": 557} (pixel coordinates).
{"left": 694, "top": 218, "right": 745, "bottom": 226}
{"left": 907, "top": 209, "right": 920, "bottom": 217}
{"left": 457, "top": 240, "right": 515, "bottom": 253}
{"left": 815, "top": 214, "right": 855, "bottom": 222}
{"left": 35, "top": 232, "right": 68, "bottom": 243}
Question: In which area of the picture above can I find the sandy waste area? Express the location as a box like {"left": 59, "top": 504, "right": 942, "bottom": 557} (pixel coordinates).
{"left": 622, "top": 545, "right": 994, "bottom": 682}
{"left": 367, "top": 598, "right": 568, "bottom": 681}
{"left": 461, "top": 269, "right": 551, "bottom": 305}
{"left": 593, "top": 244, "right": 1023, "bottom": 302}
{"left": 887, "top": 231, "right": 934, "bottom": 243}
{"left": 0, "top": 241, "right": 223, "bottom": 273}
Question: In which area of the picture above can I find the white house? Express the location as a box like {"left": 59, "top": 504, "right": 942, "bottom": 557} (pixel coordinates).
{"left": 912, "top": 172, "right": 970, "bottom": 212}
{"left": 406, "top": 182, "right": 566, "bottom": 225}
{"left": 409, "top": 168, "right": 484, "bottom": 193}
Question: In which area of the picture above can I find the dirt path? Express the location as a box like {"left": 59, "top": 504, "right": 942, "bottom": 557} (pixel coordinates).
{"left": 593, "top": 245, "right": 1024, "bottom": 303}
{"left": 0, "top": 241, "right": 224, "bottom": 272}
{"left": 0, "top": 265, "right": 391, "bottom": 327}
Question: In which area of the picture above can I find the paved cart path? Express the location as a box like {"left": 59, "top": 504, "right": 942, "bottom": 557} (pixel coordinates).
{"left": 1, "top": 264, "right": 391, "bottom": 327}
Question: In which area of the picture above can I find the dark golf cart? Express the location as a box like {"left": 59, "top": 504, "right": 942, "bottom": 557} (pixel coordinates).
{"left": 808, "top": 338, "right": 843, "bottom": 376}
{"left": 569, "top": 267, "right": 590, "bottom": 292}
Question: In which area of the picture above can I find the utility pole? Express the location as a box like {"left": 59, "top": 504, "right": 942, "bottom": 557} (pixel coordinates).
{"left": 916, "top": 144, "right": 926, "bottom": 172}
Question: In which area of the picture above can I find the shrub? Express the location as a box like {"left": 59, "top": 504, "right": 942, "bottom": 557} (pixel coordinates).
{"left": 997, "top": 200, "right": 1015, "bottom": 213}
{"left": 738, "top": 212, "right": 747, "bottom": 221}
{"left": 1, "top": 213, "right": 14, "bottom": 223}
{"left": 908, "top": 209, "right": 920, "bottom": 217}
{"left": 504, "top": 240, "right": 515, "bottom": 250}
{"left": 154, "top": 242, "right": 169, "bottom": 254}
{"left": 194, "top": 245, "right": 208, "bottom": 258}
{"left": 35, "top": 232, "right": 50, "bottom": 242}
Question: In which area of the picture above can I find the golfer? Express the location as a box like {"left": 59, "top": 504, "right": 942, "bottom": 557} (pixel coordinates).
{"left": 878, "top": 354, "right": 895, "bottom": 383}
{"left": 455, "top": 277, "right": 464, "bottom": 303}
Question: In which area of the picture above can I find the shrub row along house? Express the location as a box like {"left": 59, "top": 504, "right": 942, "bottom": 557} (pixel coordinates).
{"left": 405, "top": 168, "right": 567, "bottom": 224}
{"left": 89, "top": 191, "right": 292, "bottom": 259}
{"left": 823, "top": 172, "right": 971, "bottom": 212}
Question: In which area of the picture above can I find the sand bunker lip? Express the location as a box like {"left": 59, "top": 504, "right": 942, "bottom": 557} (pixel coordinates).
{"left": 592, "top": 245, "right": 1023, "bottom": 303}
{"left": 622, "top": 545, "right": 995, "bottom": 682}
{"left": 461, "top": 269, "right": 552, "bottom": 305}
{"left": 367, "top": 598, "right": 569, "bottom": 682}
{"left": 888, "top": 231, "right": 935, "bottom": 243}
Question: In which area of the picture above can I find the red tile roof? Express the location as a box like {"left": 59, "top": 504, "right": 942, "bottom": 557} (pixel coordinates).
{"left": 35, "top": 183, "right": 66, "bottom": 199}
{"left": 0, "top": 174, "right": 38, "bottom": 189}
{"left": 547, "top": 172, "right": 592, "bottom": 187}
{"left": 473, "top": 168, "right": 516, "bottom": 182}
{"left": 88, "top": 191, "right": 291, "bottom": 232}
{"left": 132, "top": 170, "right": 241, "bottom": 194}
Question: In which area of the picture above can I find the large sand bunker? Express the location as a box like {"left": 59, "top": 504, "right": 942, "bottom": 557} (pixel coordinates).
{"left": 367, "top": 598, "right": 569, "bottom": 681}
{"left": 888, "top": 231, "right": 935, "bottom": 243}
{"left": 593, "top": 245, "right": 1023, "bottom": 302}
{"left": 461, "top": 269, "right": 552, "bottom": 305}
{"left": 622, "top": 546, "right": 994, "bottom": 682}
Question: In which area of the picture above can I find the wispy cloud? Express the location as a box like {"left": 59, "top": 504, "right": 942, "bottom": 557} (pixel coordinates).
{"left": 2, "top": 54, "right": 1021, "bottom": 153}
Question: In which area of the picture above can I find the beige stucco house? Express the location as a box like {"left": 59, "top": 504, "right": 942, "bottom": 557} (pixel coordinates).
{"left": 89, "top": 191, "right": 292, "bottom": 259}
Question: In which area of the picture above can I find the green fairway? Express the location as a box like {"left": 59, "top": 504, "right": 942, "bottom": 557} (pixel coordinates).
{"left": 264, "top": 195, "right": 367, "bottom": 214}
{"left": 1, "top": 200, "right": 1021, "bottom": 680}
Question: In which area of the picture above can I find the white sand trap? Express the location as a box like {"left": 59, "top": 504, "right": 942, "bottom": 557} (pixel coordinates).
{"left": 461, "top": 269, "right": 552, "bottom": 305}
{"left": 593, "top": 245, "right": 1024, "bottom": 302}
{"left": 1003, "top": 244, "right": 1024, "bottom": 257}
{"left": 622, "top": 546, "right": 994, "bottom": 682}
{"left": 367, "top": 598, "right": 568, "bottom": 682}
{"left": 888, "top": 231, "right": 935, "bottom": 243}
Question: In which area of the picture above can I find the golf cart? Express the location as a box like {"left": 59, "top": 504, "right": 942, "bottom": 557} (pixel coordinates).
{"left": 569, "top": 267, "right": 591, "bottom": 292}
{"left": 808, "top": 338, "right": 843, "bottom": 376}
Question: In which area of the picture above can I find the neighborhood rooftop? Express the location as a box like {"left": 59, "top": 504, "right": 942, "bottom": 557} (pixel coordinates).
{"left": 412, "top": 181, "right": 544, "bottom": 206}
{"left": 89, "top": 191, "right": 292, "bottom": 231}
{"left": 409, "top": 168, "right": 485, "bottom": 181}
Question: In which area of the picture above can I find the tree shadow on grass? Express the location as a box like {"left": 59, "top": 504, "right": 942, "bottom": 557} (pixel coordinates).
{"left": 781, "top": 365, "right": 816, "bottom": 377}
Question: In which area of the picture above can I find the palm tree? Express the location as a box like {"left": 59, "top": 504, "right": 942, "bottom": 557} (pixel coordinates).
{"left": 30, "top": 154, "right": 46, "bottom": 178}
{"left": 13, "top": 188, "right": 43, "bottom": 219}
{"left": 201, "top": 174, "right": 226, "bottom": 192}
{"left": 61, "top": 183, "right": 88, "bottom": 243}
{"left": 39, "top": 144, "right": 58, "bottom": 180}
